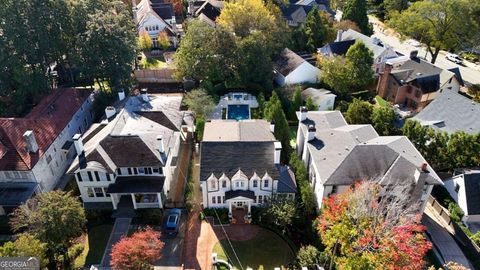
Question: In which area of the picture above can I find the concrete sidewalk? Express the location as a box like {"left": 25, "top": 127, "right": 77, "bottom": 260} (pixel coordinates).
{"left": 99, "top": 218, "right": 132, "bottom": 268}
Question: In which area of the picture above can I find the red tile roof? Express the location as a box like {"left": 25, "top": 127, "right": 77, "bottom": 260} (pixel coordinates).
{"left": 0, "top": 88, "right": 92, "bottom": 171}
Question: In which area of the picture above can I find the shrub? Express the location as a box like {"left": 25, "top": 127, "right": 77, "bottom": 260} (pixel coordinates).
{"left": 135, "top": 209, "right": 163, "bottom": 225}
{"left": 448, "top": 201, "right": 464, "bottom": 223}
{"left": 69, "top": 243, "right": 84, "bottom": 260}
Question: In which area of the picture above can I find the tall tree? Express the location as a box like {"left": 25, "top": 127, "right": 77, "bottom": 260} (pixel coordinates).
{"left": 289, "top": 87, "right": 303, "bottom": 120}
{"left": 264, "top": 92, "right": 291, "bottom": 163}
{"left": 345, "top": 41, "right": 374, "bottom": 89}
{"left": 110, "top": 228, "right": 164, "bottom": 270}
{"left": 138, "top": 31, "right": 153, "bottom": 52}
{"left": 264, "top": 197, "right": 296, "bottom": 235}
{"left": 300, "top": 8, "right": 335, "bottom": 52}
{"left": 388, "top": 0, "right": 475, "bottom": 64}
{"left": 342, "top": 0, "right": 372, "bottom": 35}
{"left": 344, "top": 99, "right": 373, "bottom": 124}
{"left": 182, "top": 88, "right": 216, "bottom": 117}
{"left": 10, "top": 191, "right": 86, "bottom": 268}
{"left": 371, "top": 106, "right": 396, "bottom": 135}
{"left": 402, "top": 120, "right": 429, "bottom": 155}
{"left": 174, "top": 20, "right": 236, "bottom": 84}
{"left": 78, "top": 0, "right": 137, "bottom": 90}
{"left": 321, "top": 41, "right": 373, "bottom": 95}
{"left": 318, "top": 182, "right": 432, "bottom": 269}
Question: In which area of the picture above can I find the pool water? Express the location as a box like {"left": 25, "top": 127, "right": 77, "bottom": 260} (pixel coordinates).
{"left": 227, "top": 105, "right": 250, "bottom": 120}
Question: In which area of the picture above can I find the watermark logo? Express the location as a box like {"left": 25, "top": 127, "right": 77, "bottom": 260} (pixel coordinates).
{"left": 0, "top": 257, "right": 39, "bottom": 270}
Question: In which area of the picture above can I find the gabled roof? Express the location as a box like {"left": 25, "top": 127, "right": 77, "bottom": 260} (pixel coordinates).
{"left": 301, "top": 88, "right": 336, "bottom": 103}
{"left": 200, "top": 141, "right": 280, "bottom": 181}
{"left": 340, "top": 29, "right": 393, "bottom": 59}
{"left": 299, "top": 111, "right": 441, "bottom": 186}
{"left": 68, "top": 94, "right": 193, "bottom": 174}
{"left": 461, "top": 171, "right": 480, "bottom": 215}
{"left": 194, "top": 0, "right": 223, "bottom": 22}
{"left": 274, "top": 48, "right": 311, "bottom": 76}
{"left": 0, "top": 88, "right": 92, "bottom": 171}
{"left": 136, "top": 0, "right": 175, "bottom": 34}
{"left": 318, "top": 39, "right": 355, "bottom": 56}
{"left": 412, "top": 89, "right": 480, "bottom": 134}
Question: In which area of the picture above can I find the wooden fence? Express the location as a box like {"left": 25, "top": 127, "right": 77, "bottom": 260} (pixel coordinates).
{"left": 134, "top": 68, "right": 180, "bottom": 83}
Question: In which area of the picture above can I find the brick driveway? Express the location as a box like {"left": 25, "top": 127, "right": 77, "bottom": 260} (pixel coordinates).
{"left": 183, "top": 212, "right": 260, "bottom": 270}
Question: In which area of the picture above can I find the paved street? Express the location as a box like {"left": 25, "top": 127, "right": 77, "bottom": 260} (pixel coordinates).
{"left": 369, "top": 16, "right": 480, "bottom": 85}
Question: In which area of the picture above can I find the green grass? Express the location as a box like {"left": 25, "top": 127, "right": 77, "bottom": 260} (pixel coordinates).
{"left": 289, "top": 125, "right": 298, "bottom": 148}
{"left": 375, "top": 95, "right": 388, "bottom": 107}
{"left": 213, "top": 228, "right": 295, "bottom": 270}
{"left": 74, "top": 224, "right": 113, "bottom": 268}
{"left": 140, "top": 56, "right": 167, "bottom": 69}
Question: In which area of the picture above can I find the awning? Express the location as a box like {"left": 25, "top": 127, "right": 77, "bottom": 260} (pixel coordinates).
{"left": 0, "top": 182, "right": 38, "bottom": 206}
{"left": 225, "top": 190, "right": 255, "bottom": 201}
{"left": 106, "top": 176, "right": 165, "bottom": 194}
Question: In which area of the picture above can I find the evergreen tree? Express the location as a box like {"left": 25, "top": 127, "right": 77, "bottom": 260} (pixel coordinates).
{"left": 305, "top": 97, "right": 317, "bottom": 111}
{"left": 342, "top": 0, "right": 373, "bottom": 35}
{"left": 345, "top": 41, "right": 374, "bottom": 89}
{"left": 289, "top": 87, "right": 303, "bottom": 120}
{"left": 301, "top": 8, "right": 332, "bottom": 52}
{"left": 264, "top": 92, "right": 291, "bottom": 163}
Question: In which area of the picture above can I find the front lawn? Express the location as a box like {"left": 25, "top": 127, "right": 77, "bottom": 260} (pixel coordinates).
{"left": 213, "top": 228, "right": 295, "bottom": 270}
{"left": 74, "top": 224, "right": 113, "bottom": 268}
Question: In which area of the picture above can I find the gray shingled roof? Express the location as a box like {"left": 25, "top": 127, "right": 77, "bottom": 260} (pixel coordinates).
{"left": 200, "top": 141, "right": 280, "bottom": 181}
{"left": 463, "top": 172, "right": 480, "bottom": 215}
{"left": 274, "top": 48, "right": 306, "bottom": 76}
{"left": 300, "top": 111, "right": 442, "bottom": 186}
{"left": 412, "top": 89, "right": 480, "bottom": 134}
{"left": 277, "top": 165, "right": 297, "bottom": 193}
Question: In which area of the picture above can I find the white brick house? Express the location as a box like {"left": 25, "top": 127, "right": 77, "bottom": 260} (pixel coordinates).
{"left": 200, "top": 120, "right": 296, "bottom": 217}
{"left": 0, "top": 88, "right": 94, "bottom": 213}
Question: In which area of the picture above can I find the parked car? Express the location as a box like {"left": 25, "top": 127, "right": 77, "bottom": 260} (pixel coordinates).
{"left": 405, "top": 39, "right": 421, "bottom": 47}
{"left": 446, "top": 53, "right": 462, "bottom": 64}
{"left": 165, "top": 208, "right": 181, "bottom": 235}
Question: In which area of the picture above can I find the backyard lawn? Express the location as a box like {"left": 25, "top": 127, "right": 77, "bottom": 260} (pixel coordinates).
{"left": 74, "top": 224, "right": 113, "bottom": 268}
{"left": 213, "top": 228, "right": 295, "bottom": 270}
{"left": 375, "top": 95, "right": 388, "bottom": 107}
{"left": 139, "top": 54, "right": 167, "bottom": 69}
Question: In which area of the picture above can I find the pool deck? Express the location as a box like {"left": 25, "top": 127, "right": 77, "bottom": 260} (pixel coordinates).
{"left": 209, "top": 92, "right": 258, "bottom": 120}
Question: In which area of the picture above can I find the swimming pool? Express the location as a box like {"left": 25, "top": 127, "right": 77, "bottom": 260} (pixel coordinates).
{"left": 227, "top": 105, "right": 250, "bottom": 120}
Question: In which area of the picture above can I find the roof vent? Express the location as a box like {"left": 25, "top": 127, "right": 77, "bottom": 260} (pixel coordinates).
{"left": 416, "top": 73, "right": 422, "bottom": 76}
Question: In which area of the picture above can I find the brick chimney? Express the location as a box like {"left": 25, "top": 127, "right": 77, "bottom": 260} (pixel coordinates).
{"left": 376, "top": 63, "right": 393, "bottom": 99}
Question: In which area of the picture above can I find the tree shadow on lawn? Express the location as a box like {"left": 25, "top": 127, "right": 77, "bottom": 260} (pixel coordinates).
{"left": 214, "top": 228, "right": 295, "bottom": 270}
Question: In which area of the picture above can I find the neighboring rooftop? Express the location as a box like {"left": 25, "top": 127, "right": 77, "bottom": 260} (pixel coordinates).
{"left": 68, "top": 94, "right": 194, "bottom": 174}
{"left": 301, "top": 88, "right": 336, "bottom": 102}
{"left": 299, "top": 111, "right": 441, "bottom": 186}
{"left": 0, "top": 88, "right": 92, "bottom": 171}
{"left": 274, "top": 48, "right": 308, "bottom": 76}
{"left": 458, "top": 170, "right": 480, "bottom": 215}
{"left": 202, "top": 120, "right": 276, "bottom": 142}
{"left": 412, "top": 89, "right": 480, "bottom": 134}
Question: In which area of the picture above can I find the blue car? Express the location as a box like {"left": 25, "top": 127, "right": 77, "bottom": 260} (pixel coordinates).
{"left": 165, "top": 208, "right": 182, "bottom": 235}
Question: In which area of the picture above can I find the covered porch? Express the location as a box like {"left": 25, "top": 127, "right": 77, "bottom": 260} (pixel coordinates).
{"left": 225, "top": 190, "right": 255, "bottom": 224}
{"left": 106, "top": 176, "right": 165, "bottom": 210}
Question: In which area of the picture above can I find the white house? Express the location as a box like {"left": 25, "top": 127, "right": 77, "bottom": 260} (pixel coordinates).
{"left": 444, "top": 169, "right": 480, "bottom": 223}
{"left": 134, "top": 0, "right": 179, "bottom": 47}
{"left": 318, "top": 29, "right": 398, "bottom": 74}
{"left": 301, "top": 88, "right": 336, "bottom": 111}
{"left": 274, "top": 48, "right": 320, "bottom": 86}
{"left": 0, "top": 88, "right": 94, "bottom": 214}
{"left": 200, "top": 120, "right": 296, "bottom": 221}
{"left": 67, "top": 91, "right": 193, "bottom": 210}
{"left": 295, "top": 108, "right": 442, "bottom": 211}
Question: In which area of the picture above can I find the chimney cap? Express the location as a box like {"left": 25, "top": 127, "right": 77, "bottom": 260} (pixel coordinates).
{"left": 300, "top": 106, "right": 308, "bottom": 112}
{"left": 308, "top": 124, "right": 316, "bottom": 132}
{"left": 73, "top": 134, "right": 82, "bottom": 140}
{"left": 420, "top": 163, "right": 428, "bottom": 172}
{"left": 140, "top": 88, "right": 147, "bottom": 94}
{"left": 270, "top": 120, "right": 275, "bottom": 125}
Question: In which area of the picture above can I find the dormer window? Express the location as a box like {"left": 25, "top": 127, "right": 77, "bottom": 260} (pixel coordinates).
{"left": 253, "top": 180, "right": 258, "bottom": 188}
{"left": 263, "top": 179, "right": 269, "bottom": 188}
{"left": 222, "top": 180, "right": 227, "bottom": 188}
{"left": 210, "top": 179, "right": 217, "bottom": 190}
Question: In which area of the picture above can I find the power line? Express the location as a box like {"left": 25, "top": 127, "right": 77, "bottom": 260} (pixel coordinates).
{"left": 212, "top": 207, "right": 244, "bottom": 270}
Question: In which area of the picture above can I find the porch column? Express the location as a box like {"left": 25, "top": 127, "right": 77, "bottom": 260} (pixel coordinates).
{"left": 131, "top": 194, "right": 137, "bottom": 209}
{"left": 157, "top": 193, "right": 162, "bottom": 208}
{"left": 248, "top": 201, "right": 251, "bottom": 213}
{"left": 229, "top": 201, "right": 232, "bottom": 214}
{"left": 111, "top": 194, "right": 118, "bottom": 210}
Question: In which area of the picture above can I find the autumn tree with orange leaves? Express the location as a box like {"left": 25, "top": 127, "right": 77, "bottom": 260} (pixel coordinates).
{"left": 318, "top": 182, "right": 432, "bottom": 270}
{"left": 110, "top": 227, "right": 164, "bottom": 270}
